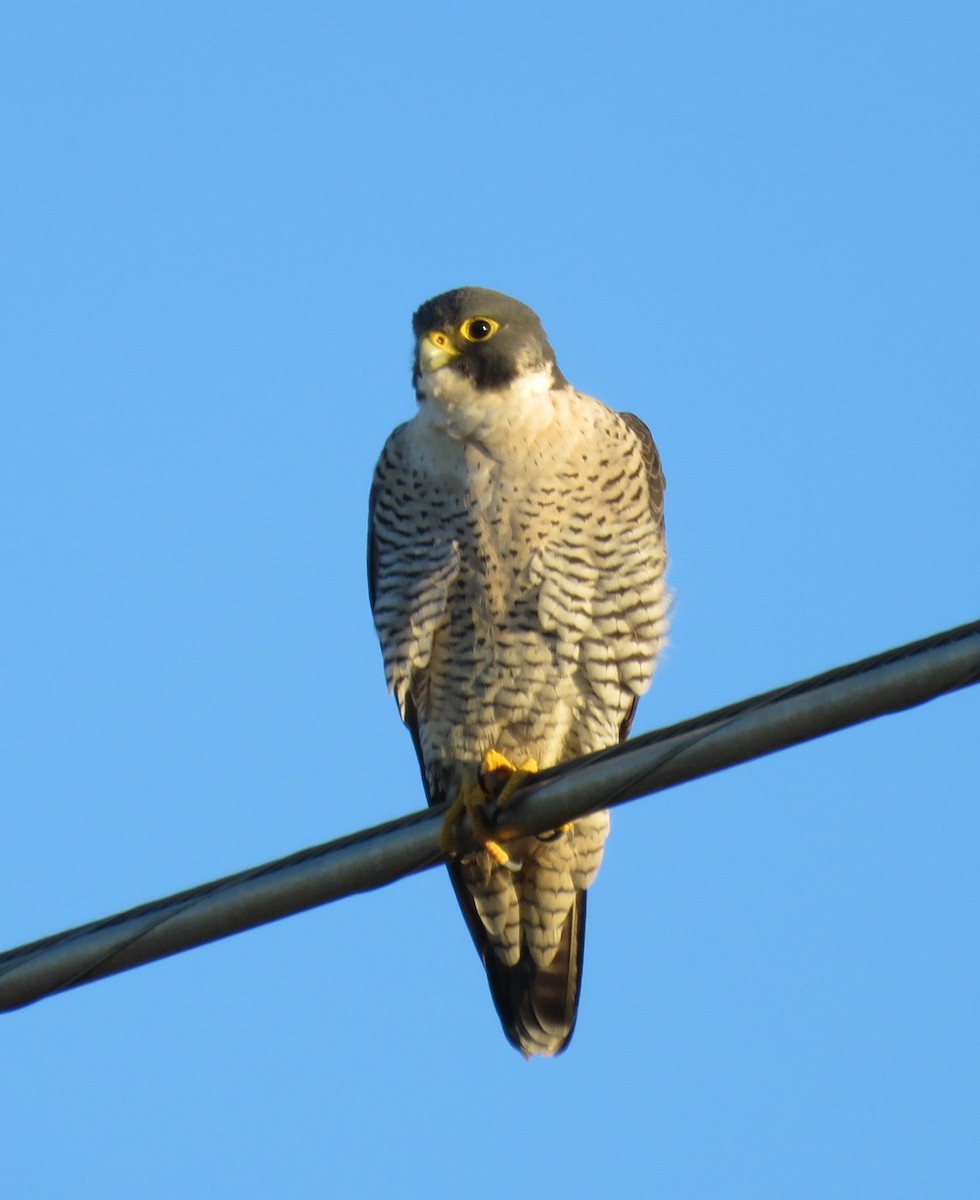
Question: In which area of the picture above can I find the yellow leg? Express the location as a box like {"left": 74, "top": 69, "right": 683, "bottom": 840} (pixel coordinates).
{"left": 438, "top": 750, "right": 541, "bottom": 871}
{"left": 479, "top": 749, "right": 539, "bottom": 807}
{"left": 480, "top": 750, "right": 540, "bottom": 866}
{"left": 482, "top": 750, "right": 573, "bottom": 839}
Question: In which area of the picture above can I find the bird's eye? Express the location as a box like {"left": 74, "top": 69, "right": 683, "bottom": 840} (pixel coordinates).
{"left": 461, "top": 317, "right": 499, "bottom": 343}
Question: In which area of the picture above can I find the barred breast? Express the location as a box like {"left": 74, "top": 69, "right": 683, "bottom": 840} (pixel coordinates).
{"left": 370, "top": 387, "right": 668, "bottom": 977}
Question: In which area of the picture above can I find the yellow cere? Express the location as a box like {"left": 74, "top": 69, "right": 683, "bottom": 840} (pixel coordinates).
{"left": 419, "top": 329, "right": 459, "bottom": 372}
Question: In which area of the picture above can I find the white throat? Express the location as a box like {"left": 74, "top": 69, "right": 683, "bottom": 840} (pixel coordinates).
{"left": 416, "top": 363, "right": 561, "bottom": 447}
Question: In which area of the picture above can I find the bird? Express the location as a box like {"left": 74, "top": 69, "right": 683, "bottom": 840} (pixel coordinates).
{"left": 368, "top": 287, "right": 668, "bottom": 1056}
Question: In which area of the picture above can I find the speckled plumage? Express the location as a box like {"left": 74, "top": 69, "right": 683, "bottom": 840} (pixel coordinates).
{"left": 369, "top": 288, "right": 668, "bottom": 1056}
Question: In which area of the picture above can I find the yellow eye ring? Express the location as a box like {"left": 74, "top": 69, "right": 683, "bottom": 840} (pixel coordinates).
{"left": 460, "top": 316, "right": 499, "bottom": 343}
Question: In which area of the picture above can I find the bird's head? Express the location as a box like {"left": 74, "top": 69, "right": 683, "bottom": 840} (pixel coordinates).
{"left": 412, "top": 287, "right": 567, "bottom": 400}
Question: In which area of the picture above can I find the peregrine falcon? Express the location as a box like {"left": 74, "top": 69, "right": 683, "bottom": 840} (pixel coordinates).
{"left": 368, "top": 287, "right": 668, "bottom": 1056}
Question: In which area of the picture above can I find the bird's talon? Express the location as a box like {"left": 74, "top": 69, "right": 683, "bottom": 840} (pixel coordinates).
{"left": 479, "top": 750, "right": 539, "bottom": 810}
{"left": 439, "top": 783, "right": 493, "bottom": 857}
{"left": 536, "top": 821, "right": 572, "bottom": 843}
{"left": 485, "top": 840, "right": 523, "bottom": 872}
{"left": 481, "top": 748, "right": 518, "bottom": 777}
{"left": 438, "top": 792, "right": 468, "bottom": 857}
{"left": 440, "top": 752, "right": 539, "bottom": 868}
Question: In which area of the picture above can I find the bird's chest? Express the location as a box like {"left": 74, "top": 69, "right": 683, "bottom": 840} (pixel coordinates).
{"left": 449, "top": 453, "right": 557, "bottom": 619}
{"left": 407, "top": 413, "right": 582, "bottom": 656}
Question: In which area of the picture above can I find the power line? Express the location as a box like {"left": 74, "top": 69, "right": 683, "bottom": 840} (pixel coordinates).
{"left": 1, "top": 619, "right": 978, "bottom": 1014}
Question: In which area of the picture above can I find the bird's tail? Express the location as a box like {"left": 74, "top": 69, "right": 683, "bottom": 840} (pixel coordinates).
{"left": 448, "top": 862, "right": 586, "bottom": 1057}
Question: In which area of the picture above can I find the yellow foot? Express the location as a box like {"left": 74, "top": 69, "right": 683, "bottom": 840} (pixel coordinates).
{"left": 536, "top": 823, "right": 573, "bottom": 842}
{"left": 481, "top": 751, "right": 574, "bottom": 842}
{"left": 479, "top": 750, "right": 539, "bottom": 808}
{"left": 438, "top": 751, "right": 540, "bottom": 872}
{"left": 439, "top": 781, "right": 521, "bottom": 871}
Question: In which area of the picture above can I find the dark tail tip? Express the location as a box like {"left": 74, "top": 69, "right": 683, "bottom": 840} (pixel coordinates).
{"left": 490, "top": 891, "right": 587, "bottom": 1059}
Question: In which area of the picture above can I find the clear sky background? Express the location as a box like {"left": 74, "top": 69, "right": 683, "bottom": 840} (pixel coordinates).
{"left": 3, "top": 3, "right": 978, "bottom": 1197}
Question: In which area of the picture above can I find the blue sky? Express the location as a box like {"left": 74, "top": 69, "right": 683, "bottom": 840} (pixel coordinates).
{"left": 2, "top": 3, "right": 978, "bottom": 1196}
